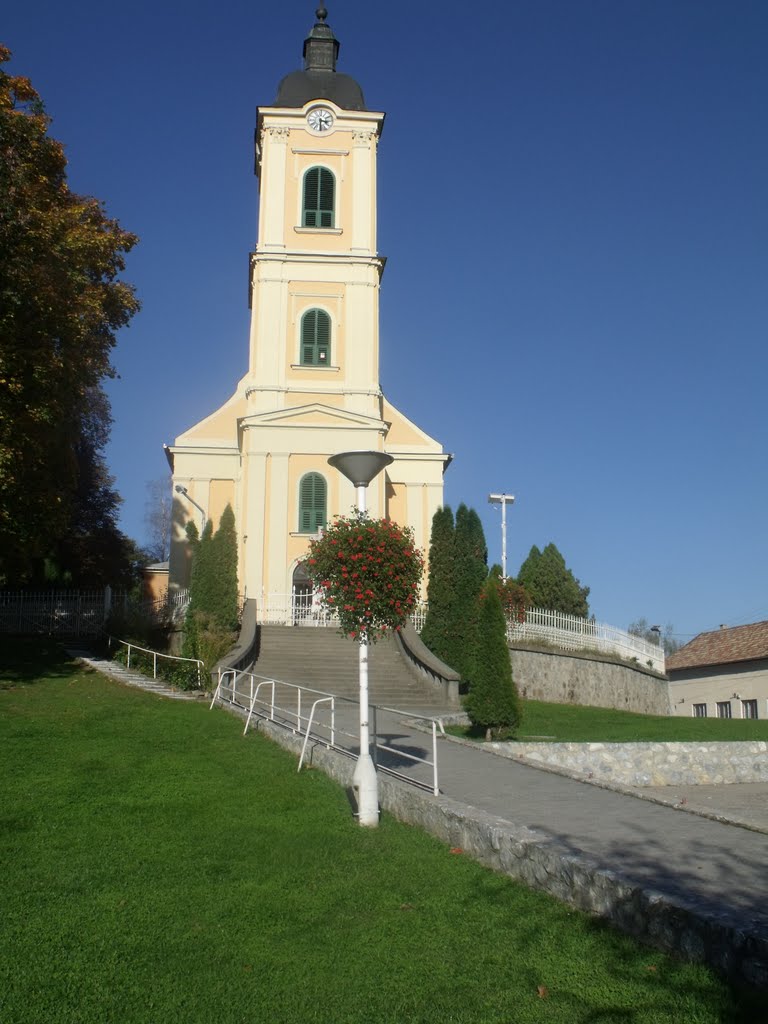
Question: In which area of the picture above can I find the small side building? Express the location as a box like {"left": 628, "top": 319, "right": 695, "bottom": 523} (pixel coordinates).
{"left": 667, "top": 621, "right": 768, "bottom": 719}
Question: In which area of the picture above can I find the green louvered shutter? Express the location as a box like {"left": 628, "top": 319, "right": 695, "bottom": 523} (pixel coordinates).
{"left": 301, "top": 309, "right": 331, "bottom": 365}
{"left": 302, "top": 167, "right": 334, "bottom": 228}
{"left": 299, "top": 473, "right": 327, "bottom": 533}
{"left": 318, "top": 169, "right": 334, "bottom": 227}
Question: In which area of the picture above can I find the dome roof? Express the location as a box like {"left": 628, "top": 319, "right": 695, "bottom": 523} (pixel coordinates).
{"left": 274, "top": 69, "right": 366, "bottom": 110}
{"left": 273, "top": 6, "right": 367, "bottom": 112}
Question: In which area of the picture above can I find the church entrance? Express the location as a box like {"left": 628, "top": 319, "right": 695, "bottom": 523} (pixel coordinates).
{"left": 291, "top": 563, "right": 313, "bottom": 625}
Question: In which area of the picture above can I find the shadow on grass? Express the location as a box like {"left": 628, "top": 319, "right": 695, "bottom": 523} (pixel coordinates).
{"left": 0, "top": 636, "right": 82, "bottom": 687}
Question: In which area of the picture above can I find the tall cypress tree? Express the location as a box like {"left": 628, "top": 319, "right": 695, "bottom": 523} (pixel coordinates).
{"left": 465, "top": 578, "right": 521, "bottom": 740}
{"left": 451, "top": 504, "right": 489, "bottom": 682}
{"left": 421, "top": 506, "right": 456, "bottom": 667}
{"left": 209, "top": 504, "right": 239, "bottom": 630}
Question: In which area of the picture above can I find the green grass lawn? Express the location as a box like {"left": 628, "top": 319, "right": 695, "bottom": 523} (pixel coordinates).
{"left": 0, "top": 639, "right": 762, "bottom": 1023}
{"left": 447, "top": 699, "right": 768, "bottom": 743}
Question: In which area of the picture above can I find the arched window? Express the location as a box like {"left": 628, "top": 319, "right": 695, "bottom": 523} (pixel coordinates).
{"left": 298, "top": 473, "right": 327, "bottom": 534}
{"left": 301, "top": 308, "right": 331, "bottom": 365}
{"left": 302, "top": 166, "right": 335, "bottom": 228}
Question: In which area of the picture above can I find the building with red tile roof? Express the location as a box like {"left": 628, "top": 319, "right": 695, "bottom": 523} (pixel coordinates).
{"left": 667, "top": 621, "right": 768, "bottom": 720}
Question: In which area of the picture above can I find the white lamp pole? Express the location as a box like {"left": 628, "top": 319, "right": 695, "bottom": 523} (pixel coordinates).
{"left": 328, "top": 450, "right": 394, "bottom": 827}
{"left": 488, "top": 492, "right": 515, "bottom": 581}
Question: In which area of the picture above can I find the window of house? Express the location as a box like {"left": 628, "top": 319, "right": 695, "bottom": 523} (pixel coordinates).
{"left": 716, "top": 701, "right": 732, "bottom": 719}
{"left": 298, "top": 473, "right": 327, "bottom": 534}
{"left": 301, "top": 309, "right": 331, "bottom": 365}
{"left": 742, "top": 699, "right": 758, "bottom": 720}
{"left": 302, "top": 167, "right": 335, "bottom": 228}
{"left": 693, "top": 703, "right": 707, "bottom": 718}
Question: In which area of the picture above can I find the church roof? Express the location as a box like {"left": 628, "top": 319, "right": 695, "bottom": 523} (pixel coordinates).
{"left": 274, "top": 5, "right": 367, "bottom": 111}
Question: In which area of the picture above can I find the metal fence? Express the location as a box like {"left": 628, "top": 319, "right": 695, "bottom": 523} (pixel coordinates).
{"left": 0, "top": 587, "right": 124, "bottom": 636}
{"left": 506, "top": 607, "right": 665, "bottom": 673}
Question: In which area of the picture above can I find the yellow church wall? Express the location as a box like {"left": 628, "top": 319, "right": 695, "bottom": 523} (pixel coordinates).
{"left": 382, "top": 398, "right": 439, "bottom": 448}
{"left": 176, "top": 389, "right": 246, "bottom": 445}
{"left": 208, "top": 479, "right": 235, "bottom": 532}
{"left": 386, "top": 480, "right": 408, "bottom": 525}
{"left": 285, "top": 281, "right": 346, "bottom": 376}
{"left": 285, "top": 145, "right": 352, "bottom": 256}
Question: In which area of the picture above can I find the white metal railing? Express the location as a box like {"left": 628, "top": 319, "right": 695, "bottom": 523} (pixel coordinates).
{"left": 506, "top": 607, "right": 665, "bottom": 673}
{"left": 212, "top": 667, "right": 444, "bottom": 795}
{"left": 137, "top": 588, "right": 190, "bottom": 622}
{"left": 256, "top": 593, "right": 662, "bottom": 672}
{"left": 109, "top": 636, "right": 204, "bottom": 688}
{"left": 259, "top": 593, "right": 428, "bottom": 632}
{"left": 259, "top": 591, "right": 337, "bottom": 626}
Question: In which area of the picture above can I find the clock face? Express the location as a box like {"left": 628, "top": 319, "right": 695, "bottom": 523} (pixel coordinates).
{"left": 307, "top": 107, "right": 334, "bottom": 133}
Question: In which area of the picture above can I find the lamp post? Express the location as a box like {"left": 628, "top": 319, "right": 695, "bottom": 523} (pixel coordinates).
{"left": 175, "top": 484, "right": 207, "bottom": 533}
{"left": 488, "top": 492, "right": 515, "bottom": 581}
{"left": 327, "top": 450, "right": 394, "bottom": 827}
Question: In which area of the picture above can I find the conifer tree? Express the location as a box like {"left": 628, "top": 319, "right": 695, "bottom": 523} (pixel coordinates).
{"left": 209, "top": 504, "right": 239, "bottom": 630}
{"left": 451, "top": 504, "right": 489, "bottom": 681}
{"left": 182, "top": 520, "right": 213, "bottom": 660}
{"left": 420, "top": 506, "right": 456, "bottom": 666}
{"left": 465, "top": 578, "right": 522, "bottom": 740}
{"left": 517, "top": 542, "right": 589, "bottom": 617}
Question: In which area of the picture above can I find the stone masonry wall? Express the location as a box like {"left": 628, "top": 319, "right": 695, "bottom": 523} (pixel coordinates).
{"left": 510, "top": 644, "right": 670, "bottom": 715}
{"left": 238, "top": 710, "right": 768, "bottom": 989}
{"left": 495, "top": 740, "right": 768, "bottom": 787}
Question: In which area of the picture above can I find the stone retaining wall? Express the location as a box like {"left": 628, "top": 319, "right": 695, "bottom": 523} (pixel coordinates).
{"left": 495, "top": 740, "right": 768, "bottom": 787}
{"left": 227, "top": 705, "right": 767, "bottom": 989}
{"left": 510, "top": 644, "right": 670, "bottom": 715}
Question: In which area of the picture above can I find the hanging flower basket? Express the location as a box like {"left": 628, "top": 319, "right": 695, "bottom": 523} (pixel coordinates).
{"left": 304, "top": 510, "right": 423, "bottom": 643}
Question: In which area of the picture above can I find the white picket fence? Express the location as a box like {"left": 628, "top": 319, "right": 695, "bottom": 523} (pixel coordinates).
{"left": 506, "top": 607, "right": 665, "bottom": 673}
{"left": 0, "top": 587, "right": 124, "bottom": 636}
{"left": 258, "top": 593, "right": 664, "bottom": 672}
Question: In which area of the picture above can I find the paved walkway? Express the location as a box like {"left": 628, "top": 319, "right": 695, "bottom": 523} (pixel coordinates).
{"left": 70, "top": 651, "right": 768, "bottom": 984}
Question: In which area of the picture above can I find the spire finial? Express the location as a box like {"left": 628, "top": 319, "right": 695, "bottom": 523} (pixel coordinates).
{"left": 303, "top": 4, "right": 338, "bottom": 72}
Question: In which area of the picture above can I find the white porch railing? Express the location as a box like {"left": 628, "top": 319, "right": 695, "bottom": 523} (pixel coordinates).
{"left": 212, "top": 667, "right": 444, "bottom": 796}
{"left": 259, "top": 592, "right": 338, "bottom": 627}
{"left": 506, "top": 607, "right": 665, "bottom": 673}
{"left": 259, "top": 593, "right": 428, "bottom": 631}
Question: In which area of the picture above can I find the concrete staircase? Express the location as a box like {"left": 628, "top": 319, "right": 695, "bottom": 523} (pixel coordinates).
{"left": 251, "top": 624, "right": 453, "bottom": 713}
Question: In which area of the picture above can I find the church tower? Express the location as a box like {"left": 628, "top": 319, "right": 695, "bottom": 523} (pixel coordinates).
{"left": 167, "top": 7, "right": 449, "bottom": 607}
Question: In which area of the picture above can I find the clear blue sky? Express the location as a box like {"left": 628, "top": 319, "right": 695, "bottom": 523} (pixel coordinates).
{"left": 4, "top": 1, "right": 767, "bottom": 640}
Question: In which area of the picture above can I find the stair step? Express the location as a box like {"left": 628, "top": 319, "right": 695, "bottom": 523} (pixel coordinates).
{"left": 252, "top": 626, "right": 452, "bottom": 711}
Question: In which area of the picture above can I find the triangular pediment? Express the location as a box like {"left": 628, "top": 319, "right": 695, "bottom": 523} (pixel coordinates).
{"left": 240, "top": 402, "right": 387, "bottom": 431}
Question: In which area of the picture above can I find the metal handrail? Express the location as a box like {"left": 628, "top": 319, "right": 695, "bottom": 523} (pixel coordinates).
{"left": 109, "top": 636, "right": 204, "bottom": 687}
{"left": 212, "top": 667, "right": 443, "bottom": 795}
{"left": 298, "top": 697, "right": 335, "bottom": 772}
